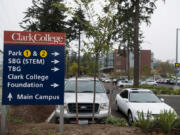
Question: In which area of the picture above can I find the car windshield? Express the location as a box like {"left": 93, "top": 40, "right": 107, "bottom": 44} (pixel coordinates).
{"left": 121, "top": 80, "right": 128, "bottom": 83}
{"left": 148, "top": 81, "right": 154, "bottom": 82}
{"left": 65, "top": 80, "right": 105, "bottom": 93}
{"left": 129, "top": 91, "right": 161, "bottom": 103}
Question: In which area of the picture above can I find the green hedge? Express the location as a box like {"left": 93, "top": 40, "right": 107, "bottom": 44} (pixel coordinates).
{"left": 106, "top": 116, "right": 128, "bottom": 126}
{"left": 133, "top": 84, "right": 180, "bottom": 95}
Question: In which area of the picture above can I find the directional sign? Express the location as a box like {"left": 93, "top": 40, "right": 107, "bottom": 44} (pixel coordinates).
{"left": 175, "top": 63, "right": 180, "bottom": 69}
{"left": 2, "top": 31, "right": 65, "bottom": 105}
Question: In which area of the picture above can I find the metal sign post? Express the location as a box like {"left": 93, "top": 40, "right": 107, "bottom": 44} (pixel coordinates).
{"left": 176, "top": 28, "right": 180, "bottom": 86}
{"left": 59, "top": 105, "right": 64, "bottom": 133}
{"left": 2, "top": 31, "right": 66, "bottom": 133}
{"left": 1, "top": 106, "right": 8, "bottom": 134}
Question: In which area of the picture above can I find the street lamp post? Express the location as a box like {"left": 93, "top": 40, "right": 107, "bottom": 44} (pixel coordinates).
{"left": 176, "top": 28, "right": 180, "bottom": 86}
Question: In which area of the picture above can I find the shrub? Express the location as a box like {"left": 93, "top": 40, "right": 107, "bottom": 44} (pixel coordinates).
{"left": 173, "top": 90, "right": 180, "bottom": 95}
{"left": 133, "top": 111, "right": 179, "bottom": 134}
{"left": 133, "top": 112, "right": 154, "bottom": 132}
{"left": 131, "top": 84, "right": 180, "bottom": 95}
{"left": 173, "top": 116, "right": 180, "bottom": 129}
{"left": 153, "top": 110, "right": 176, "bottom": 134}
{"left": 12, "top": 119, "right": 23, "bottom": 124}
{"left": 106, "top": 116, "right": 128, "bottom": 126}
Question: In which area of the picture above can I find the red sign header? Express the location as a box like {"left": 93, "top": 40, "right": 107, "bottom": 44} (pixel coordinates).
{"left": 4, "top": 31, "right": 66, "bottom": 45}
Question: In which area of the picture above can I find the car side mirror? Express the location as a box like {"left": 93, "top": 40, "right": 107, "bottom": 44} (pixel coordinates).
{"left": 160, "top": 98, "right": 165, "bottom": 102}
{"left": 106, "top": 89, "right": 110, "bottom": 94}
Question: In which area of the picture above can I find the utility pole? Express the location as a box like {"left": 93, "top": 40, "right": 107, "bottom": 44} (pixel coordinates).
{"left": 176, "top": 28, "right": 180, "bottom": 86}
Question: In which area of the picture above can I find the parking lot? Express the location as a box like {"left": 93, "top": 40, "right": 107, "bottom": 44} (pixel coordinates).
{"left": 103, "top": 82, "right": 180, "bottom": 120}
{"left": 1, "top": 81, "right": 180, "bottom": 122}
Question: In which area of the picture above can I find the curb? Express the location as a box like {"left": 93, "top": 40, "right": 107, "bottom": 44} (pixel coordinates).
{"left": 46, "top": 111, "right": 55, "bottom": 123}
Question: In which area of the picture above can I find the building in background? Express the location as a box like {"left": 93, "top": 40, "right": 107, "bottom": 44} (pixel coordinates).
{"left": 99, "top": 49, "right": 153, "bottom": 76}
{"left": 99, "top": 52, "right": 114, "bottom": 72}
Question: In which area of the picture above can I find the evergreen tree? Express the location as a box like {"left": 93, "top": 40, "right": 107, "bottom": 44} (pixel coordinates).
{"left": 20, "top": 0, "right": 77, "bottom": 45}
{"left": 133, "top": 0, "right": 165, "bottom": 87}
{"left": 69, "top": 7, "right": 88, "bottom": 41}
{"left": 69, "top": 7, "right": 89, "bottom": 76}
{"left": 20, "top": 0, "right": 68, "bottom": 32}
{"left": 20, "top": 0, "right": 87, "bottom": 78}
{"left": 107, "top": 0, "right": 165, "bottom": 87}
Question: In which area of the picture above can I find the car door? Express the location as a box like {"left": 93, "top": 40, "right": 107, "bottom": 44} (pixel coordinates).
{"left": 117, "top": 90, "right": 129, "bottom": 114}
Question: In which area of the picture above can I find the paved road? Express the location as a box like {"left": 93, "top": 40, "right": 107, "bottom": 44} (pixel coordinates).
{"left": 103, "top": 83, "right": 180, "bottom": 119}
{"left": 103, "top": 83, "right": 126, "bottom": 118}
{"left": 159, "top": 95, "right": 180, "bottom": 114}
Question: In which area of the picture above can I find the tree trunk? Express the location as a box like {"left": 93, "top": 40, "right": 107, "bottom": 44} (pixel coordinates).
{"left": 75, "top": 27, "right": 81, "bottom": 124}
{"left": 75, "top": 74, "right": 78, "bottom": 124}
{"left": 133, "top": 0, "right": 140, "bottom": 87}
{"left": 78, "top": 28, "right": 81, "bottom": 76}
{"left": 108, "top": 79, "right": 113, "bottom": 116}
{"left": 92, "top": 53, "right": 98, "bottom": 123}
{"left": 127, "top": 41, "right": 130, "bottom": 80}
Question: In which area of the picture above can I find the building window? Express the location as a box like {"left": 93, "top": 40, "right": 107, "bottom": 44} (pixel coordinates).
{"left": 117, "top": 61, "right": 121, "bottom": 65}
{"left": 116, "top": 69, "right": 121, "bottom": 73}
{"left": 116, "top": 69, "right": 125, "bottom": 73}
{"left": 109, "top": 61, "right": 113, "bottom": 66}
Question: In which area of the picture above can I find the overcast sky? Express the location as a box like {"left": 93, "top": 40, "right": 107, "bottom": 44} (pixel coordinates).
{"left": 0, "top": 0, "right": 180, "bottom": 62}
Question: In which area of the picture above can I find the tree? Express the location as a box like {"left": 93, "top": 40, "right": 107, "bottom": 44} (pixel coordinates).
{"left": 74, "top": 0, "right": 120, "bottom": 122}
{"left": 20, "top": 0, "right": 67, "bottom": 31}
{"left": 69, "top": 61, "right": 78, "bottom": 76}
{"left": 107, "top": 0, "right": 165, "bottom": 87}
{"left": 131, "top": 0, "right": 165, "bottom": 87}
{"left": 69, "top": 7, "right": 89, "bottom": 76}
{"left": 81, "top": 53, "right": 95, "bottom": 75}
{"left": 20, "top": 0, "right": 76, "bottom": 44}
{"left": 142, "top": 65, "right": 151, "bottom": 78}
{"left": 156, "top": 61, "right": 175, "bottom": 77}
{"left": 69, "top": 7, "right": 88, "bottom": 41}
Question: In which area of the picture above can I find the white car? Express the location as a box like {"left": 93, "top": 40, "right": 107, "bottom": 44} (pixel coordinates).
{"left": 55, "top": 77, "right": 110, "bottom": 123}
{"left": 116, "top": 80, "right": 133, "bottom": 87}
{"left": 115, "top": 88, "right": 176, "bottom": 125}
{"left": 103, "top": 78, "right": 111, "bottom": 83}
{"left": 141, "top": 80, "right": 158, "bottom": 86}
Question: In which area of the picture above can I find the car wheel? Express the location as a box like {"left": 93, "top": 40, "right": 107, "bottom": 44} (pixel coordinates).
{"left": 98, "top": 118, "right": 106, "bottom": 124}
{"left": 115, "top": 101, "right": 120, "bottom": 112}
{"left": 128, "top": 111, "right": 133, "bottom": 126}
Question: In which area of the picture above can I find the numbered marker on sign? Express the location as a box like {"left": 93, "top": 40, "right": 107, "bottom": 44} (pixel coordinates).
{"left": 23, "top": 50, "right": 31, "bottom": 57}
{"left": 40, "top": 50, "right": 48, "bottom": 58}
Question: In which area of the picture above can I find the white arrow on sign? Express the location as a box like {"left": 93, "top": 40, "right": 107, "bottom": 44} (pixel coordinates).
{"left": 51, "top": 83, "right": 59, "bottom": 88}
{"left": 8, "top": 93, "right": 13, "bottom": 101}
{"left": 51, "top": 59, "right": 60, "bottom": 64}
{"left": 51, "top": 52, "right": 60, "bottom": 57}
{"left": 51, "top": 67, "right": 59, "bottom": 72}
